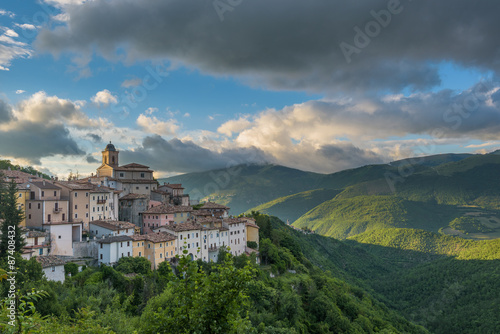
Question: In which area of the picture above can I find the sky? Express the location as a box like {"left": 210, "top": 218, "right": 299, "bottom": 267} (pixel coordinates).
{"left": 0, "top": 0, "right": 500, "bottom": 178}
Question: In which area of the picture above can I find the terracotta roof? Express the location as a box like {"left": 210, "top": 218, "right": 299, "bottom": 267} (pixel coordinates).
{"left": 245, "top": 222, "right": 260, "bottom": 229}
{"left": 36, "top": 255, "right": 66, "bottom": 268}
{"left": 196, "top": 216, "right": 223, "bottom": 224}
{"left": 26, "top": 230, "right": 48, "bottom": 238}
{"left": 224, "top": 217, "right": 245, "bottom": 225}
{"left": 30, "top": 181, "right": 60, "bottom": 190}
{"left": 114, "top": 163, "right": 152, "bottom": 171}
{"left": 130, "top": 232, "right": 176, "bottom": 243}
{"left": 161, "top": 222, "right": 205, "bottom": 232}
{"left": 142, "top": 204, "right": 193, "bottom": 214}
{"left": 200, "top": 202, "right": 230, "bottom": 210}
{"left": 97, "top": 235, "right": 133, "bottom": 244}
{"left": 90, "top": 220, "right": 136, "bottom": 231}
{"left": 55, "top": 181, "right": 94, "bottom": 190}
{"left": 1, "top": 170, "right": 45, "bottom": 184}
{"left": 162, "top": 183, "right": 184, "bottom": 189}
{"left": 192, "top": 211, "right": 213, "bottom": 217}
{"left": 120, "top": 193, "right": 148, "bottom": 200}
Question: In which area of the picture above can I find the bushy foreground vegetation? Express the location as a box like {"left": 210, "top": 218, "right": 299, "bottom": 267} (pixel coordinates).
{"left": 0, "top": 213, "right": 427, "bottom": 333}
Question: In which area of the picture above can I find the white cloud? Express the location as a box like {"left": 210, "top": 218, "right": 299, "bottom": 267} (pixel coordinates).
{"left": 183, "top": 112, "right": 190, "bottom": 118}
{"left": 0, "top": 26, "right": 31, "bottom": 70}
{"left": 145, "top": 107, "right": 158, "bottom": 115}
{"left": 15, "top": 90, "right": 25, "bottom": 94}
{"left": 121, "top": 77, "right": 142, "bottom": 87}
{"left": 136, "top": 114, "right": 179, "bottom": 136}
{"left": 14, "top": 23, "right": 37, "bottom": 30}
{"left": 0, "top": 10, "right": 15, "bottom": 18}
{"left": 91, "top": 89, "right": 118, "bottom": 106}
{"left": 217, "top": 117, "right": 252, "bottom": 137}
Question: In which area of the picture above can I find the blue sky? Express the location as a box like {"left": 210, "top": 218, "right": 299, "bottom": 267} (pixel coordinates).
{"left": 1, "top": 0, "right": 499, "bottom": 178}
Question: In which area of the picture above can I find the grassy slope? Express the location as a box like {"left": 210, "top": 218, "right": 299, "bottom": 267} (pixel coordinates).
{"left": 293, "top": 195, "right": 460, "bottom": 239}
{"left": 247, "top": 188, "right": 342, "bottom": 223}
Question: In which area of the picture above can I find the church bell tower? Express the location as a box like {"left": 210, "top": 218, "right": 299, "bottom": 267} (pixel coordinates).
{"left": 102, "top": 141, "right": 119, "bottom": 167}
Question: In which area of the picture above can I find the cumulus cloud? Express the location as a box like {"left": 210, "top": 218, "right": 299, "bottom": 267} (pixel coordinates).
{"left": 0, "top": 9, "right": 15, "bottom": 18}
{"left": 91, "top": 89, "right": 118, "bottom": 106}
{"left": 217, "top": 117, "right": 252, "bottom": 137}
{"left": 136, "top": 114, "right": 179, "bottom": 136}
{"left": 14, "top": 23, "right": 37, "bottom": 30}
{"left": 0, "top": 92, "right": 113, "bottom": 164}
{"left": 120, "top": 135, "right": 271, "bottom": 174}
{"left": 36, "top": 0, "right": 500, "bottom": 94}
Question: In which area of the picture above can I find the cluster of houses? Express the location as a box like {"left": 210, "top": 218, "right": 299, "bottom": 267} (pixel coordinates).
{"left": 1, "top": 142, "right": 259, "bottom": 282}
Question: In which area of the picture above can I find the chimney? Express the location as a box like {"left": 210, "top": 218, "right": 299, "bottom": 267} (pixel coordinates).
{"left": 43, "top": 180, "right": 46, "bottom": 186}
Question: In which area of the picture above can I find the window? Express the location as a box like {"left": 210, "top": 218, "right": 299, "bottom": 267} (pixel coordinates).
{"left": 41, "top": 191, "right": 44, "bottom": 197}
{"left": 28, "top": 214, "right": 31, "bottom": 219}
{"left": 148, "top": 243, "right": 151, "bottom": 249}
{"left": 160, "top": 243, "right": 162, "bottom": 248}
{"left": 127, "top": 241, "right": 130, "bottom": 247}
{"left": 180, "top": 235, "right": 183, "bottom": 240}
{"left": 100, "top": 254, "right": 103, "bottom": 260}
{"left": 39, "top": 249, "right": 43, "bottom": 255}
{"left": 171, "top": 251, "right": 173, "bottom": 256}
{"left": 74, "top": 192, "right": 78, "bottom": 198}
{"left": 75, "top": 205, "right": 78, "bottom": 210}
{"left": 141, "top": 173, "right": 145, "bottom": 178}
{"left": 29, "top": 203, "right": 31, "bottom": 209}
{"left": 100, "top": 243, "right": 103, "bottom": 249}
{"left": 128, "top": 252, "right": 130, "bottom": 256}
{"left": 86, "top": 192, "right": 89, "bottom": 197}
{"left": 58, "top": 235, "right": 61, "bottom": 239}
{"left": 160, "top": 253, "right": 163, "bottom": 259}
{"left": 75, "top": 214, "right": 78, "bottom": 219}
{"left": 54, "top": 191, "right": 57, "bottom": 197}
{"left": 86, "top": 213, "right": 89, "bottom": 218}
{"left": 86, "top": 204, "right": 88, "bottom": 209}
{"left": 139, "top": 251, "right": 142, "bottom": 257}
{"left": 146, "top": 186, "right": 149, "bottom": 190}
{"left": 48, "top": 214, "right": 51, "bottom": 222}
{"left": 93, "top": 207, "right": 95, "bottom": 212}
{"left": 38, "top": 203, "right": 41, "bottom": 209}
{"left": 120, "top": 173, "right": 124, "bottom": 177}
{"left": 135, "top": 186, "right": 139, "bottom": 190}
{"left": 51, "top": 266, "right": 55, "bottom": 272}
{"left": 196, "top": 233, "right": 198, "bottom": 238}
{"left": 120, "top": 242, "right": 123, "bottom": 247}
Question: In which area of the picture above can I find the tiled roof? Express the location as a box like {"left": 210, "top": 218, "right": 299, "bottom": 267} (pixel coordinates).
{"left": 36, "top": 255, "right": 66, "bottom": 268}
{"left": 245, "top": 222, "right": 260, "bottom": 229}
{"left": 97, "top": 235, "right": 133, "bottom": 244}
{"left": 130, "top": 232, "right": 176, "bottom": 243}
{"left": 224, "top": 217, "right": 245, "bottom": 225}
{"left": 192, "top": 211, "right": 213, "bottom": 217}
{"left": 25, "top": 230, "right": 48, "bottom": 238}
{"left": 55, "top": 181, "right": 94, "bottom": 190}
{"left": 162, "top": 183, "right": 184, "bottom": 189}
{"left": 196, "top": 216, "right": 223, "bottom": 224}
{"left": 120, "top": 193, "right": 148, "bottom": 200}
{"left": 142, "top": 204, "right": 193, "bottom": 214}
{"left": 161, "top": 222, "right": 205, "bottom": 232}
{"left": 30, "top": 181, "right": 60, "bottom": 190}
{"left": 90, "top": 220, "right": 136, "bottom": 231}
{"left": 1, "top": 170, "right": 45, "bottom": 184}
{"left": 200, "top": 202, "right": 230, "bottom": 210}
{"left": 114, "top": 163, "right": 151, "bottom": 171}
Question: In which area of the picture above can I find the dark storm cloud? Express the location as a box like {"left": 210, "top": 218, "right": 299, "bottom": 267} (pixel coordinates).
{"left": 86, "top": 155, "right": 99, "bottom": 163}
{"left": 86, "top": 133, "right": 103, "bottom": 143}
{"left": 120, "top": 135, "right": 272, "bottom": 173}
{"left": 0, "top": 99, "right": 13, "bottom": 123}
{"left": 36, "top": 0, "right": 500, "bottom": 93}
{"left": 0, "top": 121, "right": 85, "bottom": 164}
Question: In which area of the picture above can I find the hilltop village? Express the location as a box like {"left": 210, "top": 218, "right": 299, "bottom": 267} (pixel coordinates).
{"left": 1, "top": 142, "right": 260, "bottom": 282}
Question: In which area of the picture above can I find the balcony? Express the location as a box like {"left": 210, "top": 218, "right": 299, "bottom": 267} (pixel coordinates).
{"left": 208, "top": 246, "right": 219, "bottom": 252}
{"left": 53, "top": 208, "right": 62, "bottom": 213}
{"left": 97, "top": 199, "right": 107, "bottom": 204}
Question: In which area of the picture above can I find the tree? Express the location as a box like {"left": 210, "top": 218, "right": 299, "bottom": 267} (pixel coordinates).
{"left": 141, "top": 251, "right": 255, "bottom": 333}
{"left": 0, "top": 180, "right": 25, "bottom": 258}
